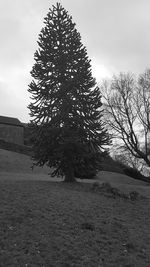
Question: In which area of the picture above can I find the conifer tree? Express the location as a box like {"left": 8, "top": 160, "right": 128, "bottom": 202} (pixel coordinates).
{"left": 28, "top": 2, "right": 110, "bottom": 182}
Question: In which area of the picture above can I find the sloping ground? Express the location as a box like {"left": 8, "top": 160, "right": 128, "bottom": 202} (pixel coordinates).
{"left": 0, "top": 148, "right": 150, "bottom": 198}
{"left": 0, "top": 149, "right": 150, "bottom": 266}
{"left": 96, "top": 171, "right": 150, "bottom": 199}
{"left": 0, "top": 180, "right": 150, "bottom": 266}
{"left": 0, "top": 149, "right": 50, "bottom": 175}
{"left": 100, "top": 155, "right": 125, "bottom": 174}
{"left": 97, "top": 171, "right": 147, "bottom": 186}
{"left": 0, "top": 149, "right": 145, "bottom": 182}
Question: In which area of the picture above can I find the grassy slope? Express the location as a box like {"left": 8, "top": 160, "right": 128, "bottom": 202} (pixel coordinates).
{"left": 0, "top": 148, "right": 150, "bottom": 197}
{"left": 0, "top": 149, "right": 50, "bottom": 174}
{"left": 0, "top": 149, "right": 150, "bottom": 266}
{"left": 0, "top": 180, "right": 150, "bottom": 266}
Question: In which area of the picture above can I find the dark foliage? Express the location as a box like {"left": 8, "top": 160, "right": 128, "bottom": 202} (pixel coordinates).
{"left": 123, "top": 166, "right": 144, "bottom": 179}
{"left": 99, "top": 153, "right": 125, "bottom": 174}
{"left": 123, "top": 166, "right": 150, "bottom": 183}
{"left": 74, "top": 150, "right": 110, "bottom": 179}
{"left": 28, "top": 3, "right": 110, "bottom": 181}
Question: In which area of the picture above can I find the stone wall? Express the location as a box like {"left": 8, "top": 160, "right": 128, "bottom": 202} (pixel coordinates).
{"left": 0, "top": 124, "right": 24, "bottom": 145}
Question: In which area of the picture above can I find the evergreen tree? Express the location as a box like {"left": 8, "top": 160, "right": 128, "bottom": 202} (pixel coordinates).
{"left": 28, "top": 2, "right": 110, "bottom": 182}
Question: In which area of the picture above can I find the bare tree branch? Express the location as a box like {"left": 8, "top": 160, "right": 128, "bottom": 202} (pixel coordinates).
{"left": 101, "top": 70, "right": 150, "bottom": 169}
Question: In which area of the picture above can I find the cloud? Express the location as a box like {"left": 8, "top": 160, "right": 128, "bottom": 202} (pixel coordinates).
{"left": 91, "top": 58, "right": 114, "bottom": 82}
{"left": 0, "top": 64, "right": 31, "bottom": 122}
{"left": 0, "top": 0, "right": 150, "bottom": 122}
{"left": 61, "top": 0, "right": 150, "bottom": 73}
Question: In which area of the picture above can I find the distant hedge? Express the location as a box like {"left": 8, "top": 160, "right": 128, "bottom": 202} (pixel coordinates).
{"left": 114, "top": 159, "right": 150, "bottom": 183}
{"left": 122, "top": 166, "right": 150, "bottom": 183}
{"left": 0, "top": 140, "right": 32, "bottom": 156}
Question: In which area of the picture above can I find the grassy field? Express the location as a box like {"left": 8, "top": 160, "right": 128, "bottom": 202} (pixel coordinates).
{"left": 0, "top": 149, "right": 150, "bottom": 266}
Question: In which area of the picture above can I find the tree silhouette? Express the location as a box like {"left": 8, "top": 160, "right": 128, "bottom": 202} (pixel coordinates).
{"left": 28, "top": 2, "right": 110, "bottom": 182}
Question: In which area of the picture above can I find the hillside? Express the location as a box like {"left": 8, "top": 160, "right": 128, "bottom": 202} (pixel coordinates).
{"left": 0, "top": 148, "right": 150, "bottom": 266}
{"left": 0, "top": 148, "right": 150, "bottom": 198}
{"left": 0, "top": 175, "right": 150, "bottom": 266}
{"left": 0, "top": 149, "right": 49, "bottom": 174}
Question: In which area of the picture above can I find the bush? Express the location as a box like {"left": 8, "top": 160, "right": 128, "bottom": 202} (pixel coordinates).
{"left": 74, "top": 168, "right": 97, "bottom": 179}
{"left": 100, "top": 154, "right": 125, "bottom": 174}
{"left": 123, "top": 166, "right": 144, "bottom": 179}
{"left": 74, "top": 151, "right": 107, "bottom": 179}
{"left": 113, "top": 158, "right": 150, "bottom": 183}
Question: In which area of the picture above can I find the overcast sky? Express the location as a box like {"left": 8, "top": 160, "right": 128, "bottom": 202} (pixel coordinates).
{"left": 0, "top": 0, "right": 150, "bottom": 122}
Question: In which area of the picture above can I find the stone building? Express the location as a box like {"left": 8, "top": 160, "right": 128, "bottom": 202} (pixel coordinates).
{"left": 0, "top": 116, "right": 24, "bottom": 145}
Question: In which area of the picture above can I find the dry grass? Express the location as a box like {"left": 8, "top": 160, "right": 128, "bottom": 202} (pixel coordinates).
{"left": 0, "top": 148, "right": 150, "bottom": 266}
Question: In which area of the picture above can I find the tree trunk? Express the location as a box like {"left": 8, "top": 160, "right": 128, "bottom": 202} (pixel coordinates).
{"left": 64, "top": 166, "right": 76, "bottom": 182}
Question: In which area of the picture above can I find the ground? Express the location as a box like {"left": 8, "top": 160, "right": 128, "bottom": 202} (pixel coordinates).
{"left": 0, "top": 149, "right": 150, "bottom": 266}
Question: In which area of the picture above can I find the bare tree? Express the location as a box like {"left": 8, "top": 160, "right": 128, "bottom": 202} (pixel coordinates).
{"left": 101, "top": 69, "right": 150, "bottom": 171}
